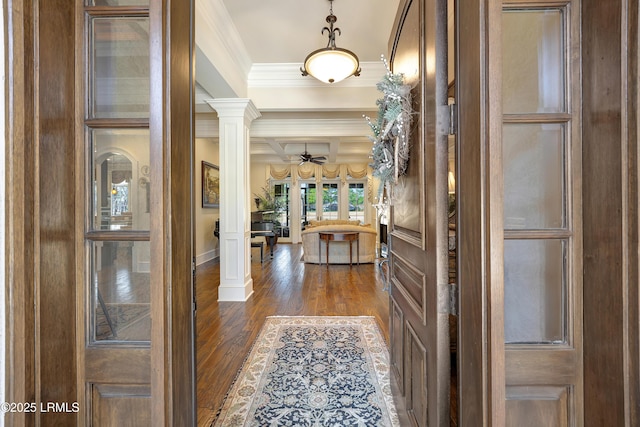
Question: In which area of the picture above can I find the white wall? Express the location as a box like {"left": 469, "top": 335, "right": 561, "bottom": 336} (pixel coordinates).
{"left": 195, "top": 138, "right": 220, "bottom": 265}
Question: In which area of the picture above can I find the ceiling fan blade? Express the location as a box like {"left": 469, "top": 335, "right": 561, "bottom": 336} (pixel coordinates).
{"left": 313, "top": 156, "right": 327, "bottom": 161}
{"left": 310, "top": 158, "right": 325, "bottom": 165}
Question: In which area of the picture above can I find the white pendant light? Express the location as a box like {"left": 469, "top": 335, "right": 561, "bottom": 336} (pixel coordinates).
{"left": 300, "top": 0, "right": 361, "bottom": 84}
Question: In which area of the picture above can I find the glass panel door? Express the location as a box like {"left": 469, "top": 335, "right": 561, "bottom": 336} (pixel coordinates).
{"left": 502, "top": 7, "right": 569, "bottom": 346}
{"left": 273, "top": 182, "right": 290, "bottom": 237}
{"left": 501, "top": 3, "right": 582, "bottom": 424}
{"left": 301, "top": 182, "right": 317, "bottom": 224}
{"left": 86, "top": 8, "right": 151, "bottom": 344}
{"left": 348, "top": 182, "right": 365, "bottom": 222}
{"left": 321, "top": 182, "right": 339, "bottom": 220}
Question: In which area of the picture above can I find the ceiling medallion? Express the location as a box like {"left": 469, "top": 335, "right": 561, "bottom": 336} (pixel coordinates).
{"left": 300, "top": 0, "right": 361, "bottom": 84}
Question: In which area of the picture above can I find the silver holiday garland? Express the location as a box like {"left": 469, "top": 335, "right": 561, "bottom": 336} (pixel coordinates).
{"left": 365, "top": 56, "right": 414, "bottom": 205}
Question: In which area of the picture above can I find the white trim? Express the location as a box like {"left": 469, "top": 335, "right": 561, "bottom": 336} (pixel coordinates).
{"left": 196, "top": 249, "right": 218, "bottom": 266}
{"left": 217, "top": 281, "right": 254, "bottom": 302}
{"left": 196, "top": 117, "right": 370, "bottom": 139}
{"left": 195, "top": 0, "right": 252, "bottom": 97}
{"left": 248, "top": 61, "right": 387, "bottom": 88}
{"left": 136, "top": 261, "right": 151, "bottom": 273}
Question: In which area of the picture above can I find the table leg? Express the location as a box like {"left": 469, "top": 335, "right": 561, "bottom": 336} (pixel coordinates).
{"left": 325, "top": 239, "right": 329, "bottom": 267}
{"left": 357, "top": 236, "right": 360, "bottom": 265}
{"left": 318, "top": 238, "right": 321, "bottom": 265}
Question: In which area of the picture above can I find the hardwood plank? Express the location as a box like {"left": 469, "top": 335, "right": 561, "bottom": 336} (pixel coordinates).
{"left": 195, "top": 244, "right": 390, "bottom": 426}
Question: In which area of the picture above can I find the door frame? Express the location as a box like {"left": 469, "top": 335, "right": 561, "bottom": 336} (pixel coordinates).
{"left": 4, "top": 0, "right": 196, "bottom": 424}
{"left": 456, "top": 0, "right": 506, "bottom": 423}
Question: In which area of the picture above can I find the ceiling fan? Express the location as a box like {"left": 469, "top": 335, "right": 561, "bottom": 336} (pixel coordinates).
{"left": 299, "top": 144, "right": 327, "bottom": 165}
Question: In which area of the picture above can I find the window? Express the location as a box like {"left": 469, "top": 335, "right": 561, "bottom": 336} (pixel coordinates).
{"left": 322, "top": 182, "right": 339, "bottom": 220}
{"left": 348, "top": 182, "right": 365, "bottom": 222}
{"left": 502, "top": 8, "right": 570, "bottom": 344}
{"left": 86, "top": 12, "right": 151, "bottom": 343}
{"left": 301, "top": 182, "right": 317, "bottom": 224}
{"left": 273, "top": 182, "right": 290, "bottom": 237}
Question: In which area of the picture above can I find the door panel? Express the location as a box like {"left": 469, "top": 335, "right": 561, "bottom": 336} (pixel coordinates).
{"left": 80, "top": 1, "right": 195, "bottom": 425}
{"left": 81, "top": 5, "right": 154, "bottom": 424}
{"left": 6, "top": 0, "right": 193, "bottom": 425}
{"left": 502, "top": 2, "right": 583, "bottom": 425}
{"left": 457, "top": 0, "right": 583, "bottom": 424}
{"left": 506, "top": 386, "right": 570, "bottom": 427}
{"left": 387, "top": 0, "right": 450, "bottom": 425}
{"left": 90, "top": 384, "right": 151, "bottom": 427}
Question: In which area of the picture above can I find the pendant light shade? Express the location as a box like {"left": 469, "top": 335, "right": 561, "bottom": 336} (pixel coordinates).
{"left": 301, "top": 0, "right": 361, "bottom": 84}
{"left": 303, "top": 47, "right": 360, "bottom": 84}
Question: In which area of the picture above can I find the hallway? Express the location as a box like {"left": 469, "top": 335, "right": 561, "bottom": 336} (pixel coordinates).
{"left": 195, "top": 243, "right": 390, "bottom": 426}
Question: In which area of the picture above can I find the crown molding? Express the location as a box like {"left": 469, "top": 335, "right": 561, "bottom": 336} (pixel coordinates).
{"left": 195, "top": 0, "right": 252, "bottom": 97}
{"left": 248, "top": 61, "right": 387, "bottom": 88}
{"left": 196, "top": 116, "right": 369, "bottom": 139}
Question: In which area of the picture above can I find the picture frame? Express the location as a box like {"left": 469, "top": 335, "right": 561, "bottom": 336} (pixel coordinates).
{"left": 202, "top": 161, "right": 220, "bottom": 208}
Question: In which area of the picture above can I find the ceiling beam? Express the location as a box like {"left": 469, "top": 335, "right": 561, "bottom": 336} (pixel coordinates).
{"left": 265, "top": 138, "right": 290, "bottom": 162}
{"left": 195, "top": 115, "right": 371, "bottom": 139}
{"left": 328, "top": 139, "right": 340, "bottom": 163}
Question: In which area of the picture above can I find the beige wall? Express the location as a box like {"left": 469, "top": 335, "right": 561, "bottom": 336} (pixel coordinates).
{"left": 195, "top": 138, "right": 220, "bottom": 265}
{"left": 250, "top": 163, "right": 271, "bottom": 202}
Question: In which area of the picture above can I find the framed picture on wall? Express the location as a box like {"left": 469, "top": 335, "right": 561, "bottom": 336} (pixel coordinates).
{"left": 202, "top": 161, "right": 220, "bottom": 208}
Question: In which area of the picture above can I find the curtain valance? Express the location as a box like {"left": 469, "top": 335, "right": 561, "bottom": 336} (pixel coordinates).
{"left": 268, "top": 163, "right": 371, "bottom": 181}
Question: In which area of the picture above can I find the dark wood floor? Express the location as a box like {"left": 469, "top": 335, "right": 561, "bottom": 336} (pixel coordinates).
{"left": 195, "top": 243, "right": 390, "bottom": 426}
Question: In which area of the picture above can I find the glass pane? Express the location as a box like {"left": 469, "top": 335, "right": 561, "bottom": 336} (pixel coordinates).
{"left": 273, "top": 183, "right": 290, "bottom": 237}
{"left": 322, "top": 183, "right": 339, "bottom": 220}
{"left": 91, "top": 129, "right": 150, "bottom": 231}
{"left": 90, "top": 17, "right": 150, "bottom": 118}
{"left": 301, "top": 183, "right": 317, "bottom": 224}
{"left": 504, "top": 239, "right": 566, "bottom": 344}
{"left": 503, "top": 9, "right": 565, "bottom": 114}
{"left": 91, "top": 240, "right": 150, "bottom": 343}
{"left": 503, "top": 123, "right": 565, "bottom": 229}
{"left": 348, "top": 182, "right": 365, "bottom": 223}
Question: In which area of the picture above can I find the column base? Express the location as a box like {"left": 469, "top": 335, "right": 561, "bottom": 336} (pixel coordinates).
{"left": 217, "top": 278, "right": 254, "bottom": 302}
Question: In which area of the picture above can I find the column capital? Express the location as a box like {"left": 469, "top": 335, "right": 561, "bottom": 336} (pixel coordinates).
{"left": 205, "top": 98, "right": 261, "bottom": 123}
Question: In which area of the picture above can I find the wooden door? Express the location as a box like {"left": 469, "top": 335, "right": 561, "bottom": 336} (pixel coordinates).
{"left": 386, "top": 0, "right": 451, "bottom": 425}
{"left": 5, "top": 0, "right": 194, "bottom": 425}
{"left": 457, "top": 0, "right": 584, "bottom": 425}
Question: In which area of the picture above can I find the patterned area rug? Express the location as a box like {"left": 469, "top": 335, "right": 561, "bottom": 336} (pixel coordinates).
{"left": 213, "top": 316, "right": 399, "bottom": 426}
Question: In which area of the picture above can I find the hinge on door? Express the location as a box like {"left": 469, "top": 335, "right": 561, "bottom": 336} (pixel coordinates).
{"left": 449, "top": 283, "right": 458, "bottom": 316}
{"left": 448, "top": 103, "right": 457, "bottom": 136}
{"left": 192, "top": 257, "right": 197, "bottom": 315}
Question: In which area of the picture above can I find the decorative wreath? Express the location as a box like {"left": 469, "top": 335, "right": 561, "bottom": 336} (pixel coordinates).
{"left": 365, "top": 56, "right": 414, "bottom": 204}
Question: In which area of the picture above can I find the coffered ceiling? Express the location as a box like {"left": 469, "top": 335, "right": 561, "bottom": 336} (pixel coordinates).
{"left": 195, "top": 0, "right": 402, "bottom": 164}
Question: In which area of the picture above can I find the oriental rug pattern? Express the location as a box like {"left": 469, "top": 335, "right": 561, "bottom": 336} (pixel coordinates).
{"left": 213, "top": 316, "right": 399, "bottom": 427}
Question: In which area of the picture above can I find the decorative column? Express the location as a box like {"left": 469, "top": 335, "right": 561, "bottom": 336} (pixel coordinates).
{"left": 207, "top": 99, "right": 261, "bottom": 301}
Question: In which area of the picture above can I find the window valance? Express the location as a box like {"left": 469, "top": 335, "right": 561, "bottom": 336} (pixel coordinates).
{"left": 268, "top": 163, "right": 370, "bottom": 182}
{"left": 269, "top": 165, "right": 291, "bottom": 180}
{"left": 267, "top": 163, "right": 376, "bottom": 201}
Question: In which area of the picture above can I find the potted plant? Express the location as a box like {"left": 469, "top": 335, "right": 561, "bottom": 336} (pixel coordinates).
{"left": 253, "top": 186, "right": 286, "bottom": 237}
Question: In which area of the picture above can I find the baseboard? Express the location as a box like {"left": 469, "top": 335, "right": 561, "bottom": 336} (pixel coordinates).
{"left": 136, "top": 261, "right": 150, "bottom": 273}
{"left": 196, "top": 248, "right": 219, "bottom": 266}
